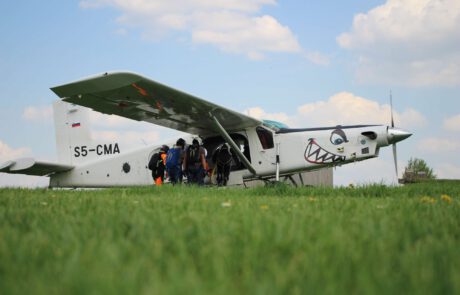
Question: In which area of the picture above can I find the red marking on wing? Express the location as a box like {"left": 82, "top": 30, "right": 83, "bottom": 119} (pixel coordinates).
{"left": 156, "top": 101, "right": 163, "bottom": 111}
{"left": 131, "top": 83, "right": 148, "bottom": 97}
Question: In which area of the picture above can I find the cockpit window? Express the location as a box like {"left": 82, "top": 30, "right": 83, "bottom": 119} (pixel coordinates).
{"left": 262, "top": 120, "right": 289, "bottom": 131}
{"left": 256, "top": 127, "right": 274, "bottom": 149}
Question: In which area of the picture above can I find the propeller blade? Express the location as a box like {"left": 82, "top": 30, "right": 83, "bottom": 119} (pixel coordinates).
{"left": 390, "top": 91, "right": 395, "bottom": 128}
{"left": 392, "top": 143, "right": 398, "bottom": 178}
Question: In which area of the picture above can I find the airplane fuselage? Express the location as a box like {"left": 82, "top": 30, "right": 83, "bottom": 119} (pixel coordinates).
{"left": 49, "top": 124, "right": 408, "bottom": 188}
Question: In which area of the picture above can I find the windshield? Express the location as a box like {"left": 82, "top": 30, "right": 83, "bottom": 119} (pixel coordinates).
{"left": 262, "top": 119, "right": 289, "bottom": 131}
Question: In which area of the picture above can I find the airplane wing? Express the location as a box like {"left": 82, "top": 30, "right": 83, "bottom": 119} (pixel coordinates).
{"left": 51, "top": 72, "right": 262, "bottom": 136}
{"left": 0, "top": 158, "right": 74, "bottom": 176}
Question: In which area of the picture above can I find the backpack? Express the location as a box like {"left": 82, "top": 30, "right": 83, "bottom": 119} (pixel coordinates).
{"left": 187, "top": 145, "right": 201, "bottom": 166}
{"left": 166, "top": 148, "right": 181, "bottom": 170}
{"left": 148, "top": 153, "right": 160, "bottom": 170}
{"left": 216, "top": 145, "right": 232, "bottom": 166}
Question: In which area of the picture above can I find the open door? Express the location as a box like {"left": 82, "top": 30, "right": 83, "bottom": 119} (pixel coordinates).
{"left": 203, "top": 133, "right": 250, "bottom": 172}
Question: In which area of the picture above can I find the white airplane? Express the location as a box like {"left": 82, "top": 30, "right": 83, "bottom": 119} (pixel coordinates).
{"left": 0, "top": 72, "right": 411, "bottom": 188}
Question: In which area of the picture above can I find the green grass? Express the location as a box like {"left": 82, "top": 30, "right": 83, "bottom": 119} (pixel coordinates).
{"left": 1, "top": 181, "right": 460, "bottom": 294}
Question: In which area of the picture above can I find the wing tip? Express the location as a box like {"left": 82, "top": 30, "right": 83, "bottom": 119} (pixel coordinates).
{"left": 0, "top": 160, "right": 15, "bottom": 172}
{"left": 50, "top": 71, "right": 147, "bottom": 98}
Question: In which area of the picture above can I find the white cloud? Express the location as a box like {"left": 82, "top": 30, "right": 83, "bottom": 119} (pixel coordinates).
{"left": 338, "top": 0, "right": 460, "bottom": 50}
{"left": 192, "top": 14, "right": 301, "bottom": 59}
{"left": 295, "top": 92, "right": 426, "bottom": 128}
{"left": 244, "top": 106, "right": 289, "bottom": 123}
{"left": 444, "top": 114, "right": 460, "bottom": 132}
{"left": 244, "top": 92, "right": 426, "bottom": 131}
{"left": 244, "top": 92, "right": 426, "bottom": 129}
{"left": 22, "top": 105, "right": 53, "bottom": 122}
{"left": 0, "top": 140, "right": 31, "bottom": 162}
{"left": 417, "top": 137, "right": 460, "bottom": 153}
{"left": 79, "top": 0, "right": 309, "bottom": 60}
{"left": 337, "top": 0, "right": 460, "bottom": 86}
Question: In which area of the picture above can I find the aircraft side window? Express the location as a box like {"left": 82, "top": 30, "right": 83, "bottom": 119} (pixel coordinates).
{"left": 256, "top": 127, "right": 274, "bottom": 149}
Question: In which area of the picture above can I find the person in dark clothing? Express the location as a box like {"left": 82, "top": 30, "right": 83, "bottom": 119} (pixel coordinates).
{"left": 152, "top": 145, "right": 169, "bottom": 185}
{"left": 183, "top": 138, "right": 207, "bottom": 185}
{"left": 212, "top": 143, "right": 233, "bottom": 186}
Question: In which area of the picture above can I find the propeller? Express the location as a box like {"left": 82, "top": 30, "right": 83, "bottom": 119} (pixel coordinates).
{"left": 386, "top": 91, "right": 412, "bottom": 181}
{"left": 390, "top": 91, "right": 398, "bottom": 178}
{"left": 390, "top": 91, "right": 395, "bottom": 128}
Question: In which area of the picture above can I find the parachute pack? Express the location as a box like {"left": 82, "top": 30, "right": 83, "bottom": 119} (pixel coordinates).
{"left": 166, "top": 148, "right": 181, "bottom": 170}
{"left": 187, "top": 145, "right": 201, "bottom": 165}
{"left": 148, "top": 153, "right": 160, "bottom": 171}
{"left": 216, "top": 145, "right": 232, "bottom": 166}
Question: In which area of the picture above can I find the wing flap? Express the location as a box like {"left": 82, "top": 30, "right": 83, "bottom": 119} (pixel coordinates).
{"left": 51, "top": 72, "right": 261, "bottom": 136}
{"left": 0, "top": 158, "right": 74, "bottom": 176}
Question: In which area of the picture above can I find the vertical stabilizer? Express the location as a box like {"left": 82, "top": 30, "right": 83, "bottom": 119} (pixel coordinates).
{"left": 53, "top": 100, "right": 92, "bottom": 165}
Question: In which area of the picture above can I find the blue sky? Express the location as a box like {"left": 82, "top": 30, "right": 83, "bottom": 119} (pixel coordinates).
{"left": 1, "top": 0, "right": 459, "bottom": 187}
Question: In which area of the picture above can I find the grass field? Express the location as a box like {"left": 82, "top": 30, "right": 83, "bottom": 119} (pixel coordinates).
{"left": 1, "top": 181, "right": 459, "bottom": 294}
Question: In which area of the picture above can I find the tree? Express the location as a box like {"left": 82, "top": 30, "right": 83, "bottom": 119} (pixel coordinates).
{"left": 403, "top": 158, "right": 436, "bottom": 181}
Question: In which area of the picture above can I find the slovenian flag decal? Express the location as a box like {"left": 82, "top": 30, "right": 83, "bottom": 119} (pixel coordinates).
{"left": 72, "top": 122, "right": 81, "bottom": 128}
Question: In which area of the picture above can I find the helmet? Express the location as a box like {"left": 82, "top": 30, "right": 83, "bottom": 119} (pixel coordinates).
{"left": 192, "top": 137, "right": 202, "bottom": 146}
{"left": 161, "top": 145, "right": 169, "bottom": 153}
{"left": 176, "top": 138, "right": 186, "bottom": 147}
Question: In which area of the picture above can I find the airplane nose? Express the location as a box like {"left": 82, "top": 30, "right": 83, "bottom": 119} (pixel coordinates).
{"left": 387, "top": 127, "right": 412, "bottom": 144}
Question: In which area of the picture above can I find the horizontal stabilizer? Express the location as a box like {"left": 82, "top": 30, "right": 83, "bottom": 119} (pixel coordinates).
{"left": 0, "top": 158, "right": 74, "bottom": 176}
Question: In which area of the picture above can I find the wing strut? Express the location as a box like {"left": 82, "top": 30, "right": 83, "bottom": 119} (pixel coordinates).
{"left": 210, "top": 115, "right": 257, "bottom": 176}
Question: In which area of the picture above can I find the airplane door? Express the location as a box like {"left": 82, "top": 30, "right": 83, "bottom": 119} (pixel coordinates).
{"left": 249, "top": 127, "right": 276, "bottom": 173}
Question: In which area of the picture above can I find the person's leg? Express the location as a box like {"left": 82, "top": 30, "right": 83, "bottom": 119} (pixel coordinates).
{"left": 177, "top": 165, "right": 183, "bottom": 183}
{"left": 155, "top": 177, "right": 162, "bottom": 186}
{"left": 216, "top": 166, "right": 222, "bottom": 185}
{"left": 185, "top": 169, "right": 192, "bottom": 184}
{"left": 223, "top": 165, "right": 231, "bottom": 186}
{"left": 196, "top": 167, "right": 205, "bottom": 186}
{"left": 189, "top": 168, "right": 198, "bottom": 184}
{"left": 169, "top": 167, "right": 177, "bottom": 184}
